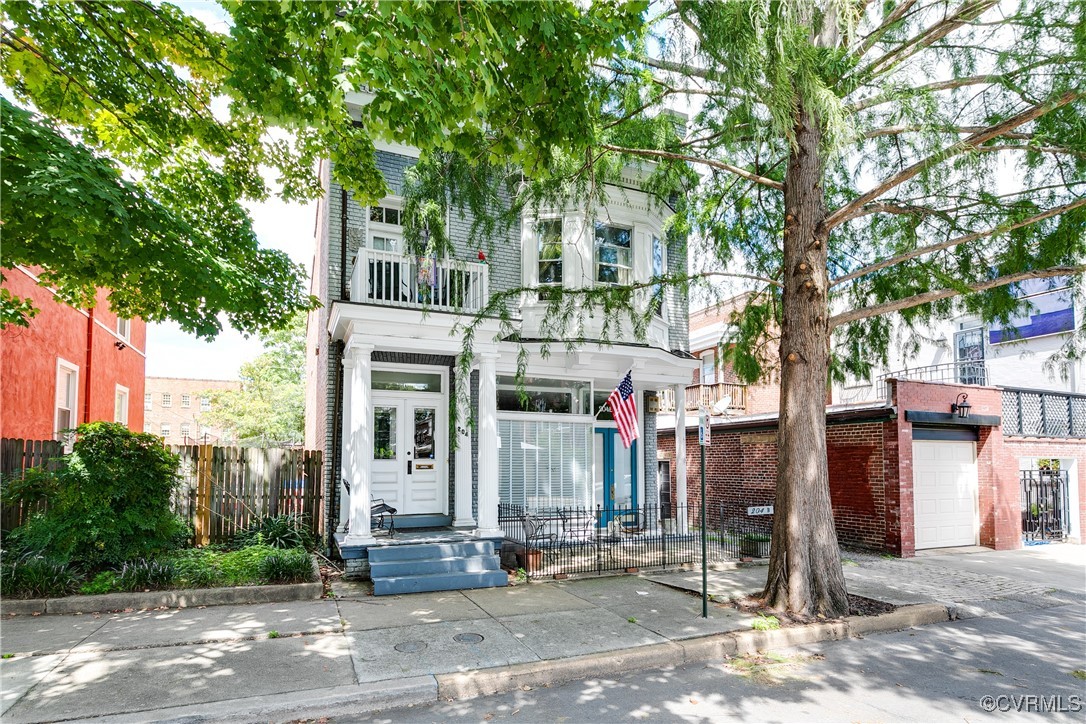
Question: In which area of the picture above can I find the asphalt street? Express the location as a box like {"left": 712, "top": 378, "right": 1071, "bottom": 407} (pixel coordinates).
{"left": 335, "top": 602, "right": 1086, "bottom": 723}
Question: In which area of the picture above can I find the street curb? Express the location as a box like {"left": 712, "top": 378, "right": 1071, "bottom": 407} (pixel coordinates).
{"left": 437, "top": 642, "right": 687, "bottom": 699}
{"left": 4, "top": 559, "right": 323, "bottom": 616}
{"left": 69, "top": 677, "right": 439, "bottom": 723}
{"left": 438, "top": 604, "right": 948, "bottom": 701}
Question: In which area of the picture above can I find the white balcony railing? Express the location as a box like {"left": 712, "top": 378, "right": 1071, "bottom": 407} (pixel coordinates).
{"left": 350, "top": 248, "right": 489, "bottom": 313}
{"left": 658, "top": 382, "right": 748, "bottom": 414}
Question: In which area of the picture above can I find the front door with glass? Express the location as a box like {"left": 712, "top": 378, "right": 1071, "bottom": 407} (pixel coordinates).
{"left": 594, "top": 427, "right": 638, "bottom": 527}
{"left": 371, "top": 393, "right": 445, "bottom": 515}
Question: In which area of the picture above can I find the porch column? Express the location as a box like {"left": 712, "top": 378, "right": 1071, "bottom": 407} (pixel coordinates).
{"left": 344, "top": 342, "right": 376, "bottom": 545}
{"left": 674, "top": 383, "right": 688, "bottom": 534}
{"left": 453, "top": 378, "right": 476, "bottom": 528}
{"left": 476, "top": 352, "right": 502, "bottom": 537}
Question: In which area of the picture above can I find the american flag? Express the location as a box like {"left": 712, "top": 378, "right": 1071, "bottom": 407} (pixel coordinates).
{"left": 607, "top": 371, "right": 639, "bottom": 448}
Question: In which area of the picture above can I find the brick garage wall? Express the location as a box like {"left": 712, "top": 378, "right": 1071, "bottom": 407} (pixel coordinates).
{"left": 1002, "top": 436, "right": 1086, "bottom": 545}
{"left": 657, "top": 418, "right": 892, "bottom": 551}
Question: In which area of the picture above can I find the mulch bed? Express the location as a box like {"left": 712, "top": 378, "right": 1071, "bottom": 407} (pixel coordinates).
{"left": 729, "top": 593, "right": 896, "bottom": 626}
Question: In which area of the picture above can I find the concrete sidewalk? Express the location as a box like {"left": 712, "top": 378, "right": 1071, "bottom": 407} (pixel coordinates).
{"left": 1, "top": 545, "right": 1082, "bottom": 723}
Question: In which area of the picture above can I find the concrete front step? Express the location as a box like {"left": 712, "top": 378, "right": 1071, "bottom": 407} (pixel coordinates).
{"left": 373, "top": 570, "right": 509, "bottom": 596}
{"left": 368, "top": 541, "right": 495, "bottom": 563}
{"left": 370, "top": 555, "right": 502, "bottom": 578}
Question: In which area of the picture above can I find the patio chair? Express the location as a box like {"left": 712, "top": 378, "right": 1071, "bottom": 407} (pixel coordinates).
{"left": 341, "top": 478, "right": 397, "bottom": 537}
{"left": 558, "top": 508, "right": 595, "bottom": 550}
{"left": 522, "top": 513, "right": 557, "bottom": 562}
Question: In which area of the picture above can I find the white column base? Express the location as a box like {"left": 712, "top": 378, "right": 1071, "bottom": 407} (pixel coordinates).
{"left": 453, "top": 517, "right": 477, "bottom": 528}
{"left": 475, "top": 527, "right": 504, "bottom": 539}
{"left": 343, "top": 533, "right": 377, "bottom": 546}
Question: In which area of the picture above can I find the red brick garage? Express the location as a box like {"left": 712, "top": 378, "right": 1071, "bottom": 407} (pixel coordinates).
{"left": 657, "top": 379, "right": 1085, "bottom": 557}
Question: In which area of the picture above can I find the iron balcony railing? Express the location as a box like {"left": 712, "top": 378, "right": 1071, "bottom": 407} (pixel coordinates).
{"left": 658, "top": 382, "right": 748, "bottom": 414}
{"left": 350, "top": 248, "right": 489, "bottom": 313}
{"left": 876, "top": 361, "right": 988, "bottom": 400}
{"left": 1003, "top": 388, "right": 1086, "bottom": 438}
{"left": 498, "top": 501, "right": 772, "bottom": 579}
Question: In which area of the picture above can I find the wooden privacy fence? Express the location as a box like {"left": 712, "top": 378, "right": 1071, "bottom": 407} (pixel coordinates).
{"left": 1, "top": 439, "right": 323, "bottom": 544}
{"left": 173, "top": 445, "right": 323, "bottom": 545}
{"left": 0, "top": 438, "right": 66, "bottom": 531}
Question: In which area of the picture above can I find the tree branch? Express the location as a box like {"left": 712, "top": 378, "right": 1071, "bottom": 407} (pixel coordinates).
{"left": 864, "top": 125, "right": 1032, "bottom": 139}
{"left": 851, "top": 0, "right": 919, "bottom": 60}
{"left": 829, "top": 265, "right": 1085, "bottom": 328}
{"left": 825, "top": 91, "right": 1080, "bottom": 229}
{"left": 598, "top": 143, "right": 784, "bottom": 191}
{"left": 830, "top": 198, "right": 1086, "bottom": 288}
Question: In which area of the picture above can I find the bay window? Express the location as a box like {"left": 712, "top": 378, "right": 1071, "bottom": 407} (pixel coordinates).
{"left": 537, "top": 219, "right": 563, "bottom": 298}
{"left": 594, "top": 223, "right": 632, "bottom": 286}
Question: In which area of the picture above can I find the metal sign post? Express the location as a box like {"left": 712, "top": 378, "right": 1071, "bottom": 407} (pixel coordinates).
{"left": 698, "top": 408, "right": 710, "bottom": 618}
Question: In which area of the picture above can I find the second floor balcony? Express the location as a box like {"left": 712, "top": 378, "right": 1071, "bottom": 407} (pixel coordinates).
{"left": 875, "top": 360, "right": 988, "bottom": 400}
{"left": 658, "top": 382, "right": 748, "bottom": 415}
{"left": 349, "top": 248, "right": 489, "bottom": 314}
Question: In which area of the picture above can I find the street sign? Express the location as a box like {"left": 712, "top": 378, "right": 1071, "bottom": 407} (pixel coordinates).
{"left": 698, "top": 408, "right": 710, "bottom": 446}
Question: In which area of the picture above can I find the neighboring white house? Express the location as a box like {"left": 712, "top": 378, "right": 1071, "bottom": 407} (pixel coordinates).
{"left": 833, "top": 277, "right": 1082, "bottom": 405}
{"left": 304, "top": 94, "right": 697, "bottom": 587}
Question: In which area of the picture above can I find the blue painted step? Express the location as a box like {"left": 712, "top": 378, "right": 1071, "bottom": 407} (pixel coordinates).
{"left": 368, "top": 541, "right": 495, "bottom": 563}
{"left": 371, "top": 554, "right": 502, "bottom": 578}
{"left": 373, "top": 570, "right": 508, "bottom": 596}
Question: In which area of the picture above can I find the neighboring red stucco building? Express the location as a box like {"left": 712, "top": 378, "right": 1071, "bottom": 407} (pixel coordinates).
{"left": 1, "top": 265, "right": 146, "bottom": 440}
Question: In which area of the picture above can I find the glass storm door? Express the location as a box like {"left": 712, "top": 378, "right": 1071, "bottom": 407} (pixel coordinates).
{"left": 371, "top": 394, "right": 444, "bottom": 516}
{"left": 594, "top": 427, "right": 637, "bottom": 526}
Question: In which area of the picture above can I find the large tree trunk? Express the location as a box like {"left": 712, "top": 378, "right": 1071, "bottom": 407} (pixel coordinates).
{"left": 762, "top": 102, "right": 850, "bottom": 617}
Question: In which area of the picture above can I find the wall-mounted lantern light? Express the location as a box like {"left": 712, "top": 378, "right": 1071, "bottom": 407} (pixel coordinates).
{"left": 951, "top": 392, "right": 971, "bottom": 419}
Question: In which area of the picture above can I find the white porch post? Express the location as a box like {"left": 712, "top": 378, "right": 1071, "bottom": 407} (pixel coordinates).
{"left": 338, "top": 355, "right": 354, "bottom": 532}
{"left": 344, "top": 342, "right": 376, "bottom": 544}
{"left": 453, "top": 377, "right": 476, "bottom": 528}
{"left": 476, "top": 352, "right": 501, "bottom": 537}
{"left": 673, "top": 383, "right": 688, "bottom": 534}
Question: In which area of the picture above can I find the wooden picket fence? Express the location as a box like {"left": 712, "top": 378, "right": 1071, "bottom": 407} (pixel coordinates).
{"left": 1, "top": 439, "right": 323, "bottom": 544}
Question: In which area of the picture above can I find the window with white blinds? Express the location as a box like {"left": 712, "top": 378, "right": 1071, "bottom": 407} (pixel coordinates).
{"left": 498, "top": 418, "right": 592, "bottom": 509}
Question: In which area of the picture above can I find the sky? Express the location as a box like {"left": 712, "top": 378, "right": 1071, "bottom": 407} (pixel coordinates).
{"left": 145, "top": 2, "right": 313, "bottom": 381}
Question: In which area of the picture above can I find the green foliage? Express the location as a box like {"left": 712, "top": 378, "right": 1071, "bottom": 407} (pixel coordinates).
{"left": 0, "top": 283, "right": 39, "bottom": 329}
{"left": 79, "top": 571, "right": 120, "bottom": 596}
{"left": 0, "top": 3, "right": 318, "bottom": 338}
{"left": 267, "top": 630, "right": 280, "bottom": 639}
{"left": 232, "top": 514, "right": 315, "bottom": 551}
{"left": 0, "top": 466, "right": 59, "bottom": 509}
{"left": 12, "top": 423, "right": 186, "bottom": 569}
{"left": 204, "top": 312, "right": 305, "bottom": 445}
{"left": 751, "top": 613, "right": 781, "bottom": 631}
{"left": 0, "top": 553, "right": 78, "bottom": 599}
{"left": 257, "top": 548, "right": 313, "bottom": 584}
{"left": 115, "top": 558, "right": 177, "bottom": 592}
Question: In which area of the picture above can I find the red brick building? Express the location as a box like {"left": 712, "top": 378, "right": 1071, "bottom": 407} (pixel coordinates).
{"left": 658, "top": 379, "right": 1085, "bottom": 557}
{"left": 1, "top": 266, "right": 146, "bottom": 440}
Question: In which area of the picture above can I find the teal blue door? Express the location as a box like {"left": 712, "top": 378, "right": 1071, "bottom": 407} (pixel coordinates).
{"left": 594, "top": 428, "right": 637, "bottom": 526}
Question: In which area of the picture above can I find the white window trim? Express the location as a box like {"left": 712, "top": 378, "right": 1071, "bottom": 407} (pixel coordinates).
{"left": 144, "top": 392, "right": 152, "bottom": 411}
{"left": 55, "top": 358, "right": 80, "bottom": 444}
{"left": 367, "top": 196, "right": 404, "bottom": 252}
{"left": 114, "top": 384, "right": 130, "bottom": 425}
{"left": 116, "top": 317, "right": 131, "bottom": 341}
{"left": 594, "top": 221, "right": 634, "bottom": 287}
{"left": 181, "top": 394, "right": 191, "bottom": 409}
{"left": 200, "top": 396, "right": 211, "bottom": 412}
{"left": 651, "top": 235, "right": 668, "bottom": 321}
{"left": 535, "top": 217, "right": 564, "bottom": 294}
{"left": 160, "top": 424, "right": 171, "bottom": 438}
{"left": 700, "top": 349, "right": 717, "bottom": 385}
{"left": 162, "top": 392, "right": 172, "bottom": 408}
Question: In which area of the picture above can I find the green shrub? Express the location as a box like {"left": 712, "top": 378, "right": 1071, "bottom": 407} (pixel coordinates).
{"left": 169, "top": 549, "right": 222, "bottom": 589}
{"left": 12, "top": 423, "right": 186, "bottom": 568}
{"left": 0, "top": 553, "right": 78, "bottom": 599}
{"left": 258, "top": 547, "right": 313, "bottom": 584}
{"left": 219, "top": 545, "right": 278, "bottom": 586}
{"left": 0, "top": 466, "right": 59, "bottom": 508}
{"left": 232, "top": 514, "right": 314, "bottom": 551}
{"left": 79, "top": 571, "right": 121, "bottom": 595}
{"left": 116, "top": 558, "right": 177, "bottom": 591}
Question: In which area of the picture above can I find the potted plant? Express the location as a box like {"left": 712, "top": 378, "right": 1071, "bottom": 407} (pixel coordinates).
{"left": 523, "top": 547, "right": 543, "bottom": 572}
{"left": 740, "top": 532, "right": 772, "bottom": 558}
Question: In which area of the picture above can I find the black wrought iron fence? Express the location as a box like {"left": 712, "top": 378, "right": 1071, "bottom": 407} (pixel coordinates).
{"left": 1021, "top": 469, "right": 1070, "bottom": 542}
{"left": 498, "top": 502, "right": 774, "bottom": 579}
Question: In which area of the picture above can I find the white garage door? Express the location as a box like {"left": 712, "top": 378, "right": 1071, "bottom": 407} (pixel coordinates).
{"left": 913, "top": 440, "right": 978, "bottom": 550}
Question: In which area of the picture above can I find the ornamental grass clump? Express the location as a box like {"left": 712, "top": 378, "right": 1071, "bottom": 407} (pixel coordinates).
{"left": 257, "top": 547, "right": 313, "bottom": 584}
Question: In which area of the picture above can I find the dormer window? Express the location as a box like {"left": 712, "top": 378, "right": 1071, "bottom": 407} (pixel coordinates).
{"left": 537, "top": 219, "right": 563, "bottom": 299}
{"left": 594, "top": 222, "right": 632, "bottom": 286}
